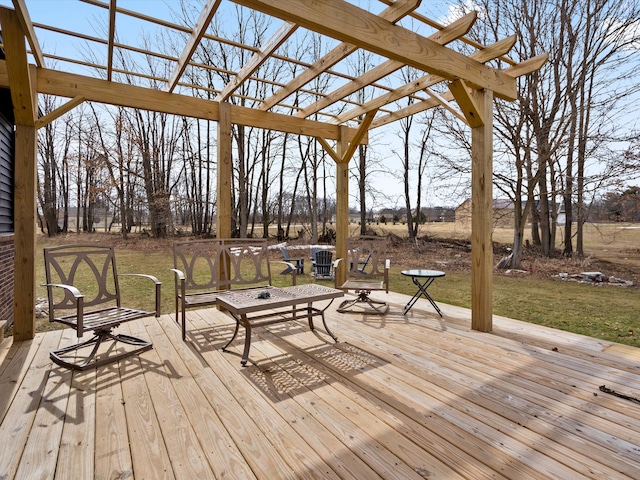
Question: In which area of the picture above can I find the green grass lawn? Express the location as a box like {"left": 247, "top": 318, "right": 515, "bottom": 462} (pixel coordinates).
{"left": 32, "top": 239, "right": 640, "bottom": 348}
{"left": 389, "top": 268, "right": 640, "bottom": 347}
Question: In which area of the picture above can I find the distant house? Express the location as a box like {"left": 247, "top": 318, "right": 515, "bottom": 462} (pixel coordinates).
{"left": 455, "top": 198, "right": 514, "bottom": 228}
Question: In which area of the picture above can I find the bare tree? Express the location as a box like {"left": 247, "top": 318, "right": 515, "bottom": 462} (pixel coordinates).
{"left": 451, "top": 0, "right": 640, "bottom": 267}
{"left": 37, "top": 95, "right": 74, "bottom": 236}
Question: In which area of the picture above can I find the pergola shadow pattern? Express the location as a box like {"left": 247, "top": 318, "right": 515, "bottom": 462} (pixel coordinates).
{"left": 0, "top": 293, "right": 639, "bottom": 479}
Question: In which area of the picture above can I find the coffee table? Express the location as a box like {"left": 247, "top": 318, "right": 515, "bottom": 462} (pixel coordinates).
{"left": 216, "top": 284, "right": 343, "bottom": 365}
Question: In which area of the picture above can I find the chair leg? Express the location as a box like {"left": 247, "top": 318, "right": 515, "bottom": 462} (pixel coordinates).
{"left": 337, "top": 290, "right": 388, "bottom": 314}
{"left": 50, "top": 328, "right": 153, "bottom": 371}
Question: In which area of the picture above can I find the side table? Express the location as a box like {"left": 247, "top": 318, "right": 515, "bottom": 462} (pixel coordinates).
{"left": 401, "top": 269, "right": 445, "bottom": 316}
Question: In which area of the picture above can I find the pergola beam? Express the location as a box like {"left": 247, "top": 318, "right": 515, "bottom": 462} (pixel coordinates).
{"left": 0, "top": 63, "right": 363, "bottom": 141}
{"left": 296, "top": 11, "right": 478, "bottom": 119}
{"left": 35, "top": 96, "right": 86, "bottom": 129}
{"left": 231, "top": 0, "right": 518, "bottom": 100}
{"left": 166, "top": 0, "right": 222, "bottom": 93}
{"left": 106, "top": 0, "right": 116, "bottom": 81}
{"left": 371, "top": 48, "right": 546, "bottom": 129}
{"left": 258, "top": 0, "right": 421, "bottom": 111}
{"left": 10, "top": 0, "right": 45, "bottom": 67}
{"left": 337, "top": 34, "right": 518, "bottom": 124}
{"left": 0, "top": 6, "right": 38, "bottom": 341}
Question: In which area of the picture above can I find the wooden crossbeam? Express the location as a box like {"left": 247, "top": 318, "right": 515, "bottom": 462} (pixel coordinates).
{"left": 2, "top": 63, "right": 361, "bottom": 140}
{"left": 0, "top": 6, "right": 36, "bottom": 126}
{"left": 215, "top": 21, "right": 298, "bottom": 102}
{"left": 10, "top": 0, "right": 45, "bottom": 67}
{"left": 296, "top": 11, "right": 477, "bottom": 119}
{"left": 371, "top": 43, "right": 546, "bottom": 129}
{"left": 338, "top": 34, "right": 517, "bottom": 124}
{"left": 35, "top": 96, "right": 86, "bottom": 129}
{"left": 231, "top": 0, "right": 517, "bottom": 100}
{"left": 377, "top": 0, "right": 517, "bottom": 66}
{"left": 166, "top": 0, "right": 222, "bottom": 93}
{"left": 448, "top": 80, "right": 483, "bottom": 127}
{"left": 106, "top": 0, "right": 116, "bottom": 81}
{"left": 504, "top": 53, "right": 549, "bottom": 78}
{"left": 258, "top": 0, "right": 421, "bottom": 111}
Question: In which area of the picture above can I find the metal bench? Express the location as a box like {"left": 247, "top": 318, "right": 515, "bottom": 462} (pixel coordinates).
{"left": 171, "top": 238, "right": 295, "bottom": 340}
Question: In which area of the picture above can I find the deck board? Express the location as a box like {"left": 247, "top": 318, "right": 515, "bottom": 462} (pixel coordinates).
{"left": 1, "top": 292, "right": 639, "bottom": 479}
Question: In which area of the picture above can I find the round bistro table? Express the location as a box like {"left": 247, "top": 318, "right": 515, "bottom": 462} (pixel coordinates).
{"left": 401, "top": 269, "right": 446, "bottom": 316}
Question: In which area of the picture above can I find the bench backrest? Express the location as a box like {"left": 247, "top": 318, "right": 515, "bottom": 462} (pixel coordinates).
{"left": 173, "top": 238, "right": 272, "bottom": 293}
{"left": 345, "top": 236, "right": 388, "bottom": 280}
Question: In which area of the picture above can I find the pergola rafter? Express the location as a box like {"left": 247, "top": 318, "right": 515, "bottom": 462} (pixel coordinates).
{"left": 0, "top": 0, "right": 546, "bottom": 340}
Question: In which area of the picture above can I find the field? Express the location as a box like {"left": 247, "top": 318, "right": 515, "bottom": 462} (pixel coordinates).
{"left": 24, "top": 221, "right": 640, "bottom": 347}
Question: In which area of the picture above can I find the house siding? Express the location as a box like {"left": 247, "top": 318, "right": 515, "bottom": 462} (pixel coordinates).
{"left": 0, "top": 235, "right": 14, "bottom": 326}
{"left": 0, "top": 91, "right": 15, "bottom": 328}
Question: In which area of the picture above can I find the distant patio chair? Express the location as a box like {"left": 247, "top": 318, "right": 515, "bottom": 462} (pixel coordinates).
{"left": 335, "top": 236, "right": 390, "bottom": 314}
{"left": 313, "top": 250, "right": 334, "bottom": 280}
{"left": 43, "top": 244, "right": 161, "bottom": 370}
{"left": 280, "top": 246, "right": 304, "bottom": 274}
{"left": 310, "top": 247, "right": 322, "bottom": 273}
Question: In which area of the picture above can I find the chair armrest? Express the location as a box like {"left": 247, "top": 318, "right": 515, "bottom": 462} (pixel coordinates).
{"left": 41, "top": 282, "right": 83, "bottom": 298}
{"left": 41, "top": 283, "right": 85, "bottom": 329}
{"left": 169, "top": 268, "right": 186, "bottom": 282}
{"left": 332, "top": 258, "right": 343, "bottom": 288}
{"left": 278, "top": 262, "right": 297, "bottom": 286}
{"left": 118, "top": 273, "right": 162, "bottom": 317}
{"left": 169, "top": 269, "right": 187, "bottom": 312}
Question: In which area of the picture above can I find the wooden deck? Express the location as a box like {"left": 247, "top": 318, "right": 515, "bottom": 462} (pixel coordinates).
{"left": 1, "top": 291, "right": 640, "bottom": 479}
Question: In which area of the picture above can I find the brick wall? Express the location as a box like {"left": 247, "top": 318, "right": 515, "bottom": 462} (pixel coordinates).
{"left": 0, "top": 234, "right": 14, "bottom": 326}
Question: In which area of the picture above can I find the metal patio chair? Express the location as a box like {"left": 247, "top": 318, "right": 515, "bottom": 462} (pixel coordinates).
{"left": 336, "top": 236, "right": 390, "bottom": 314}
{"left": 43, "top": 244, "right": 161, "bottom": 371}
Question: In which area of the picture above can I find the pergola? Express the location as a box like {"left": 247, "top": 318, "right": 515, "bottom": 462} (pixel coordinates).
{"left": 0, "top": 0, "right": 546, "bottom": 341}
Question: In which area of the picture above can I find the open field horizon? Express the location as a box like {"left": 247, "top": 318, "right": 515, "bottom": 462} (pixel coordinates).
{"left": 25, "top": 221, "right": 640, "bottom": 347}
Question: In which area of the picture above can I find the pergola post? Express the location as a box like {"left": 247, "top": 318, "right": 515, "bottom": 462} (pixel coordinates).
{"left": 470, "top": 89, "right": 494, "bottom": 332}
{"left": 13, "top": 125, "right": 37, "bottom": 341}
{"left": 335, "top": 125, "right": 350, "bottom": 287}
{"left": 216, "top": 101, "right": 232, "bottom": 239}
{"left": 1, "top": 7, "right": 38, "bottom": 340}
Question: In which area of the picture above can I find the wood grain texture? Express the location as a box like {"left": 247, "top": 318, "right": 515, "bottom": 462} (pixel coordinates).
{"left": 1, "top": 300, "right": 639, "bottom": 479}
{"left": 470, "top": 89, "right": 494, "bottom": 332}
{"left": 232, "top": 0, "right": 518, "bottom": 100}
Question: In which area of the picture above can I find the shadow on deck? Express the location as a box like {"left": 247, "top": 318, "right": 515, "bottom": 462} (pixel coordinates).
{"left": 0, "top": 291, "right": 639, "bottom": 479}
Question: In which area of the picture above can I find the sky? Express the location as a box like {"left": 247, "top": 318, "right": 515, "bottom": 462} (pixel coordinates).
{"left": 2, "top": 0, "right": 474, "bottom": 211}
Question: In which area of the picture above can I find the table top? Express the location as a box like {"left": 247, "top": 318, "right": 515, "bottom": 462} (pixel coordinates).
{"left": 401, "top": 269, "right": 445, "bottom": 278}
{"left": 216, "top": 284, "right": 343, "bottom": 314}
